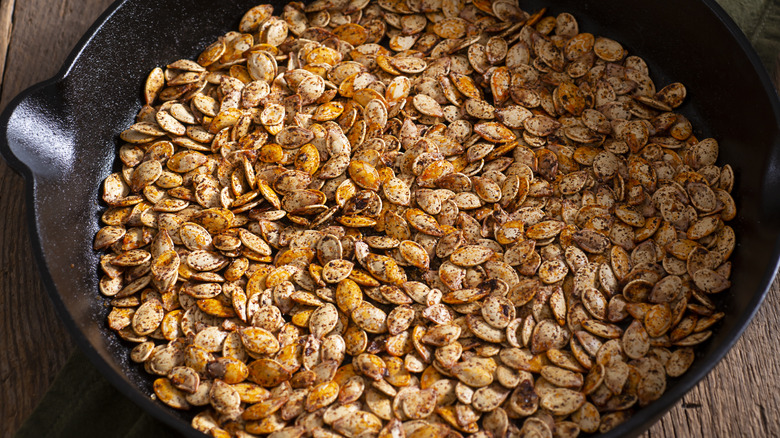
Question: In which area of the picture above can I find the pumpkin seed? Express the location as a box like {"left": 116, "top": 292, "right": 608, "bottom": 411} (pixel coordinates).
{"left": 96, "top": 2, "right": 739, "bottom": 435}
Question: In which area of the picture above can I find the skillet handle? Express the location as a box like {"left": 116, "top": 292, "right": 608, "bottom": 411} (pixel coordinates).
{"left": 0, "top": 80, "right": 73, "bottom": 180}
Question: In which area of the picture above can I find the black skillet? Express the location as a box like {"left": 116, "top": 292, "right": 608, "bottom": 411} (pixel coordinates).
{"left": 1, "top": 0, "right": 779, "bottom": 436}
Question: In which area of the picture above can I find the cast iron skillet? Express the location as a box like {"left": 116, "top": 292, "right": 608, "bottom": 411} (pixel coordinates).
{"left": 1, "top": 0, "right": 779, "bottom": 436}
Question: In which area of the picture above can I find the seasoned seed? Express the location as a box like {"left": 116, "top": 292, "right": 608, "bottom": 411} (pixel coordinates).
{"left": 154, "top": 378, "right": 191, "bottom": 410}
{"left": 398, "top": 240, "right": 430, "bottom": 270}
{"left": 622, "top": 320, "right": 650, "bottom": 359}
{"left": 95, "top": 3, "right": 740, "bottom": 434}
{"left": 451, "top": 358, "right": 494, "bottom": 387}
{"left": 132, "top": 300, "right": 164, "bottom": 335}
{"left": 468, "top": 314, "right": 507, "bottom": 343}
{"left": 540, "top": 388, "right": 585, "bottom": 416}
{"left": 412, "top": 94, "right": 444, "bottom": 118}
{"left": 322, "top": 260, "right": 355, "bottom": 283}
{"left": 472, "top": 384, "right": 511, "bottom": 412}
{"left": 241, "top": 327, "right": 280, "bottom": 355}
{"left": 481, "top": 294, "right": 515, "bottom": 329}
{"left": 309, "top": 303, "right": 339, "bottom": 339}
{"left": 450, "top": 245, "right": 494, "bottom": 267}
{"left": 421, "top": 323, "right": 461, "bottom": 347}
{"left": 665, "top": 347, "right": 695, "bottom": 377}
{"left": 352, "top": 302, "right": 388, "bottom": 334}
{"left": 531, "top": 319, "right": 568, "bottom": 354}
{"left": 389, "top": 56, "right": 427, "bottom": 74}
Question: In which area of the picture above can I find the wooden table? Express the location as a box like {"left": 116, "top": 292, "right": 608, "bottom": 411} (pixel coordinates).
{"left": 1, "top": 1, "right": 779, "bottom": 437}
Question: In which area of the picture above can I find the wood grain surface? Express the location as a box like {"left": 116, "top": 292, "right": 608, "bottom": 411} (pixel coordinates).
{"left": 0, "top": 1, "right": 779, "bottom": 437}
{"left": 0, "top": 0, "right": 115, "bottom": 436}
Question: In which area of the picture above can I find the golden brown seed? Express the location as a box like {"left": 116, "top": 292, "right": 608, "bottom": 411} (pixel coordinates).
{"left": 96, "top": 3, "right": 738, "bottom": 435}
{"left": 154, "top": 378, "right": 191, "bottom": 410}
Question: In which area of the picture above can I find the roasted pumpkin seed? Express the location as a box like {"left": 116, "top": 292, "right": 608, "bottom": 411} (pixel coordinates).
{"left": 96, "top": 2, "right": 739, "bottom": 436}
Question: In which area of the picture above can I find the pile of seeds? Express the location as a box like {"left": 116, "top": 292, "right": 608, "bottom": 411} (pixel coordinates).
{"left": 96, "top": 0, "right": 737, "bottom": 436}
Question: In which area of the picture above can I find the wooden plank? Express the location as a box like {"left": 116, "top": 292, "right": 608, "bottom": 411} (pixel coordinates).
{"left": 0, "top": 0, "right": 115, "bottom": 110}
{"left": 0, "top": 0, "right": 114, "bottom": 436}
{"left": 0, "top": 0, "right": 15, "bottom": 92}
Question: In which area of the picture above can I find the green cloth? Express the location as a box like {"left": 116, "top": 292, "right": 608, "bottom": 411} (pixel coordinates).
{"left": 15, "top": 1, "right": 779, "bottom": 437}
{"left": 717, "top": 0, "right": 780, "bottom": 71}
